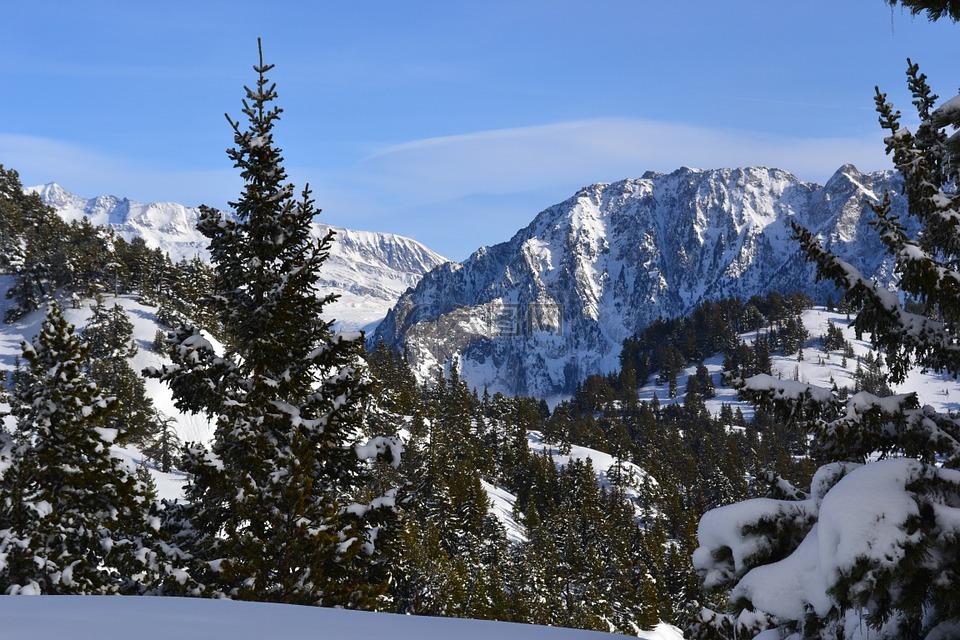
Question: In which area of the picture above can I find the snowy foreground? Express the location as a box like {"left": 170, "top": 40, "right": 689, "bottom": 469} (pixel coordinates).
{"left": 0, "top": 596, "right": 683, "bottom": 640}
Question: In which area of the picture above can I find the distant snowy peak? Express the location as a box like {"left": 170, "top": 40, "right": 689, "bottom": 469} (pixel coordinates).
{"left": 27, "top": 183, "right": 203, "bottom": 257}
{"left": 374, "top": 165, "right": 911, "bottom": 397}
{"left": 313, "top": 222, "right": 448, "bottom": 331}
{"left": 27, "top": 183, "right": 448, "bottom": 331}
{"left": 30, "top": 181, "right": 86, "bottom": 211}
{"left": 319, "top": 223, "right": 447, "bottom": 284}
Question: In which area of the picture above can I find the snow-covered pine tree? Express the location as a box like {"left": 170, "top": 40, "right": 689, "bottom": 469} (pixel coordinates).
{"left": 149, "top": 41, "right": 399, "bottom": 607}
{"left": 692, "top": 64, "right": 960, "bottom": 639}
{"left": 84, "top": 300, "right": 159, "bottom": 447}
{"left": 0, "top": 166, "right": 24, "bottom": 274}
{"left": 0, "top": 167, "right": 72, "bottom": 322}
{"left": 0, "top": 302, "right": 156, "bottom": 595}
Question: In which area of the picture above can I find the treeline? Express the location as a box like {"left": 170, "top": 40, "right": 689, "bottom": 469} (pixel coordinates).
{"left": 0, "top": 165, "right": 217, "bottom": 331}
{"left": 577, "top": 291, "right": 815, "bottom": 410}
{"left": 362, "top": 307, "right": 834, "bottom": 633}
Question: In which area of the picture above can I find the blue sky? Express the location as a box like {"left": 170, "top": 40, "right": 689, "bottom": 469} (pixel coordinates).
{"left": 2, "top": 1, "right": 957, "bottom": 260}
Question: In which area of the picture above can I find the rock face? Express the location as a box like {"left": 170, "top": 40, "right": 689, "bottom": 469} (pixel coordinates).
{"left": 27, "top": 183, "right": 448, "bottom": 331}
{"left": 373, "top": 165, "right": 910, "bottom": 397}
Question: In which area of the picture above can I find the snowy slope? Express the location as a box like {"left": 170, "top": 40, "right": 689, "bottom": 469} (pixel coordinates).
{"left": 374, "top": 165, "right": 912, "bottom": 397}
{"left": 635, "top": 306, "right": 960, "bottom": 421}
{"left": 688, "top": 309, "right": 960, "bottom": 640}
{"left": 0, "top": 595, "right": 683, "bottom": 640}
{"left": 314, "top": 222, "right": 449, "bottom": 331}
{"left": 527, "top": 431, "right": 659, "bottom": 518}
{"left": 0, "top": 282, "right": 215, "bottom": 450}
{"left": 26, "top": 183, "right": 448, "bottom": 331}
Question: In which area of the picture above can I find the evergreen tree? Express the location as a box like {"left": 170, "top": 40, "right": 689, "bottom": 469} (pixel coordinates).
{"left": 142, "top": 411, "right": 182, "bottom": 473}
{"left": 696, "top": 62, "right": 960, "bottom": 639}
{"left": 886, "top": 0, "right": 960, "bottom": 22}
{"left": 149, "top": 42, "right": 398, "bottom": 606}
{"left": 1, "top": 171, "right": 72, "bottom": 321}
{"left": 0, "top": 302, "right": 156, "bottom": 594}
{"left": 821, "top": 320, "right": 846, "bottom": 352}
{"left": 84, "top": 301, "right": 159, "bottom": 446}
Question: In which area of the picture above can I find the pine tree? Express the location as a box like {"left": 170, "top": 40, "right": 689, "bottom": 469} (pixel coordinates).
{"left": 84, "top": 301, "right": 159, "bottom": 446}
{"left": 822, "top": 320, "right": 846, "bottom": 352}
{"left": 141, "top": 411, "right": 182, "bottom": 473}
{"left": 695, "top": 62, "right": 960, "bottom": 639}
{"left": 0, "top": 302, "right": 156, "bottom": 594}
{"left": 149, "top": 42, "right": 399, "bottom": 606}
{"left": 886, "top": 0, "right": 960, "bottom": 22}
{"left": 1, "top": 170, "right": 72, "bottom": 321}
{"left": 0, "top": 166, "right": 26, "bottom": 273}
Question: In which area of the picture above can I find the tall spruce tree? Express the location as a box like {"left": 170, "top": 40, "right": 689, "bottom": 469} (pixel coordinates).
{"left": 0, "top": 302, "right": 156, "bottom": 595}
{"left": 150, "top": 41, "right": 398, "bottom": 606}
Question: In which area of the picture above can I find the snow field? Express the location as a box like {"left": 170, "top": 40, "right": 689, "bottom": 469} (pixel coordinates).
{"left": 0, "top": 595, "right": 683, "bottom": 640}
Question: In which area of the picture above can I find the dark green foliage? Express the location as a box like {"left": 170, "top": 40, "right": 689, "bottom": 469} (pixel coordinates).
{"left": 0, "top": 166, "right": 216, "bottom": 325}
{"left": 83, "top": 300, "right": 160, "bottom": 446}
{"left": 853, "top": 351, "right": 893, "bottom": 396}
{"left": 699, "top": 61, "right": 960, "bottom": 639}
{"left": 821, "top": 320, "right": 846, "bottom": 352}
{"left": 1, "top": 169, "right": 72, "bottom": 321}
{"left": 366, "top": 314, "right": 808, "bottom": 632}
{"left": 615, "top": 292, "right": 813, "bottom": 391}
{"left": 886, "top": 0, "right": 960, "bottom": 22}
{"left": 141, "top": 412, "right": 182, "bottom": 473}
{"left": 0, "top": 302, "right": 156, "bottom": 594}
{"left": 794, "top": 62, "right": 960, "bottom": 386}
{"left": 149, "top": 43, "right": 398, "bottom": 606}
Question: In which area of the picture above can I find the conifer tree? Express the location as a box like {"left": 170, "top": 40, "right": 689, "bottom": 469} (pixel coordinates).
{"left": 1, "top": 170, "right": 71, "bottom": 321}
{"left": 0, "top": 302, "right": 156, "bottom": 594}
{"left": 149, "top": 42, "right": 399, "bottom": 606}
{"left": 694, "top": 62, "right": 960, "bottom": 639}
{"left": 84, "top": 301, "right": 158, "bottom": 446}
{"left": 142, "top": 411, "right": 182, "bottom": 473}
{"left": 886, "top": 0, "right": 960, "bottom": 22}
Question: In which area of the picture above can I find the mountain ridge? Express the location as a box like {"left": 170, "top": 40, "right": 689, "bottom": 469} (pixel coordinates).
{"left": 373, "top": 164, "right": 911, "bottom": 397}
{"left": 26, "top": 183, "right": 448, "bottom": 331}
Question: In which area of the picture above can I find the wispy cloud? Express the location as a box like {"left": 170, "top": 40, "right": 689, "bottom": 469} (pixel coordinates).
{"left": 352, "top": 118, "right": 890, "bottom": 198}
{"left": 3, "top": 119, "right": 896, "bottom": 260}
{"left": 313, "top": 118, "right": 893, "bottom": 257}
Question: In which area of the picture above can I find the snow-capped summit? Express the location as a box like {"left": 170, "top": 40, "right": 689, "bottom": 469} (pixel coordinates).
{"left": 374, "top": 165, "right": 912, "bottom": 397}
{"left": 28, "top": 183, "right": 448, "bottom": 331}
{"left": 314, "top": 222, "right": 449, "bottom": 331}
{"left": 30, "top": 181, "right": 84, "bottom": 211}
{"left": 28, "top": 183, "right": 205, "bottom": 257}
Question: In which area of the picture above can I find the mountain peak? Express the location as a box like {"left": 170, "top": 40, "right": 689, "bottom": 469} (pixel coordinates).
{"left": 837, "top": 162, "right": 861, "bottom": 175}
{"left": 28, "top": 182, "right": 82, "bottom": 209}
{"left": 31, "top": 186, "right": 448, "bottom": 332}
{"left": 374, "top": 165, "right": 911, "bottom": 397}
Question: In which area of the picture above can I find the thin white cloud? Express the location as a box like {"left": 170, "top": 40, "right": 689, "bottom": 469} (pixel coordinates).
{"left": 353, "top": 118, "right": 891, "bottom": 200}
{"left": 319, "top": 118, "right": 895, "bottom": 257}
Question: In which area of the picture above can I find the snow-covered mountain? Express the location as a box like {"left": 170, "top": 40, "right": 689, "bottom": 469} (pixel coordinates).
{"left": 28, "top": 182, "right": 208, "bottom": 260}
{"left": 373, "top": 165, "right": 912, "bottom": 397}
{"left": 26, "top": 183, "right": 448, "bottom": 331}
{"left": 313, "top": 222, "right": 449, "bottom": 331}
